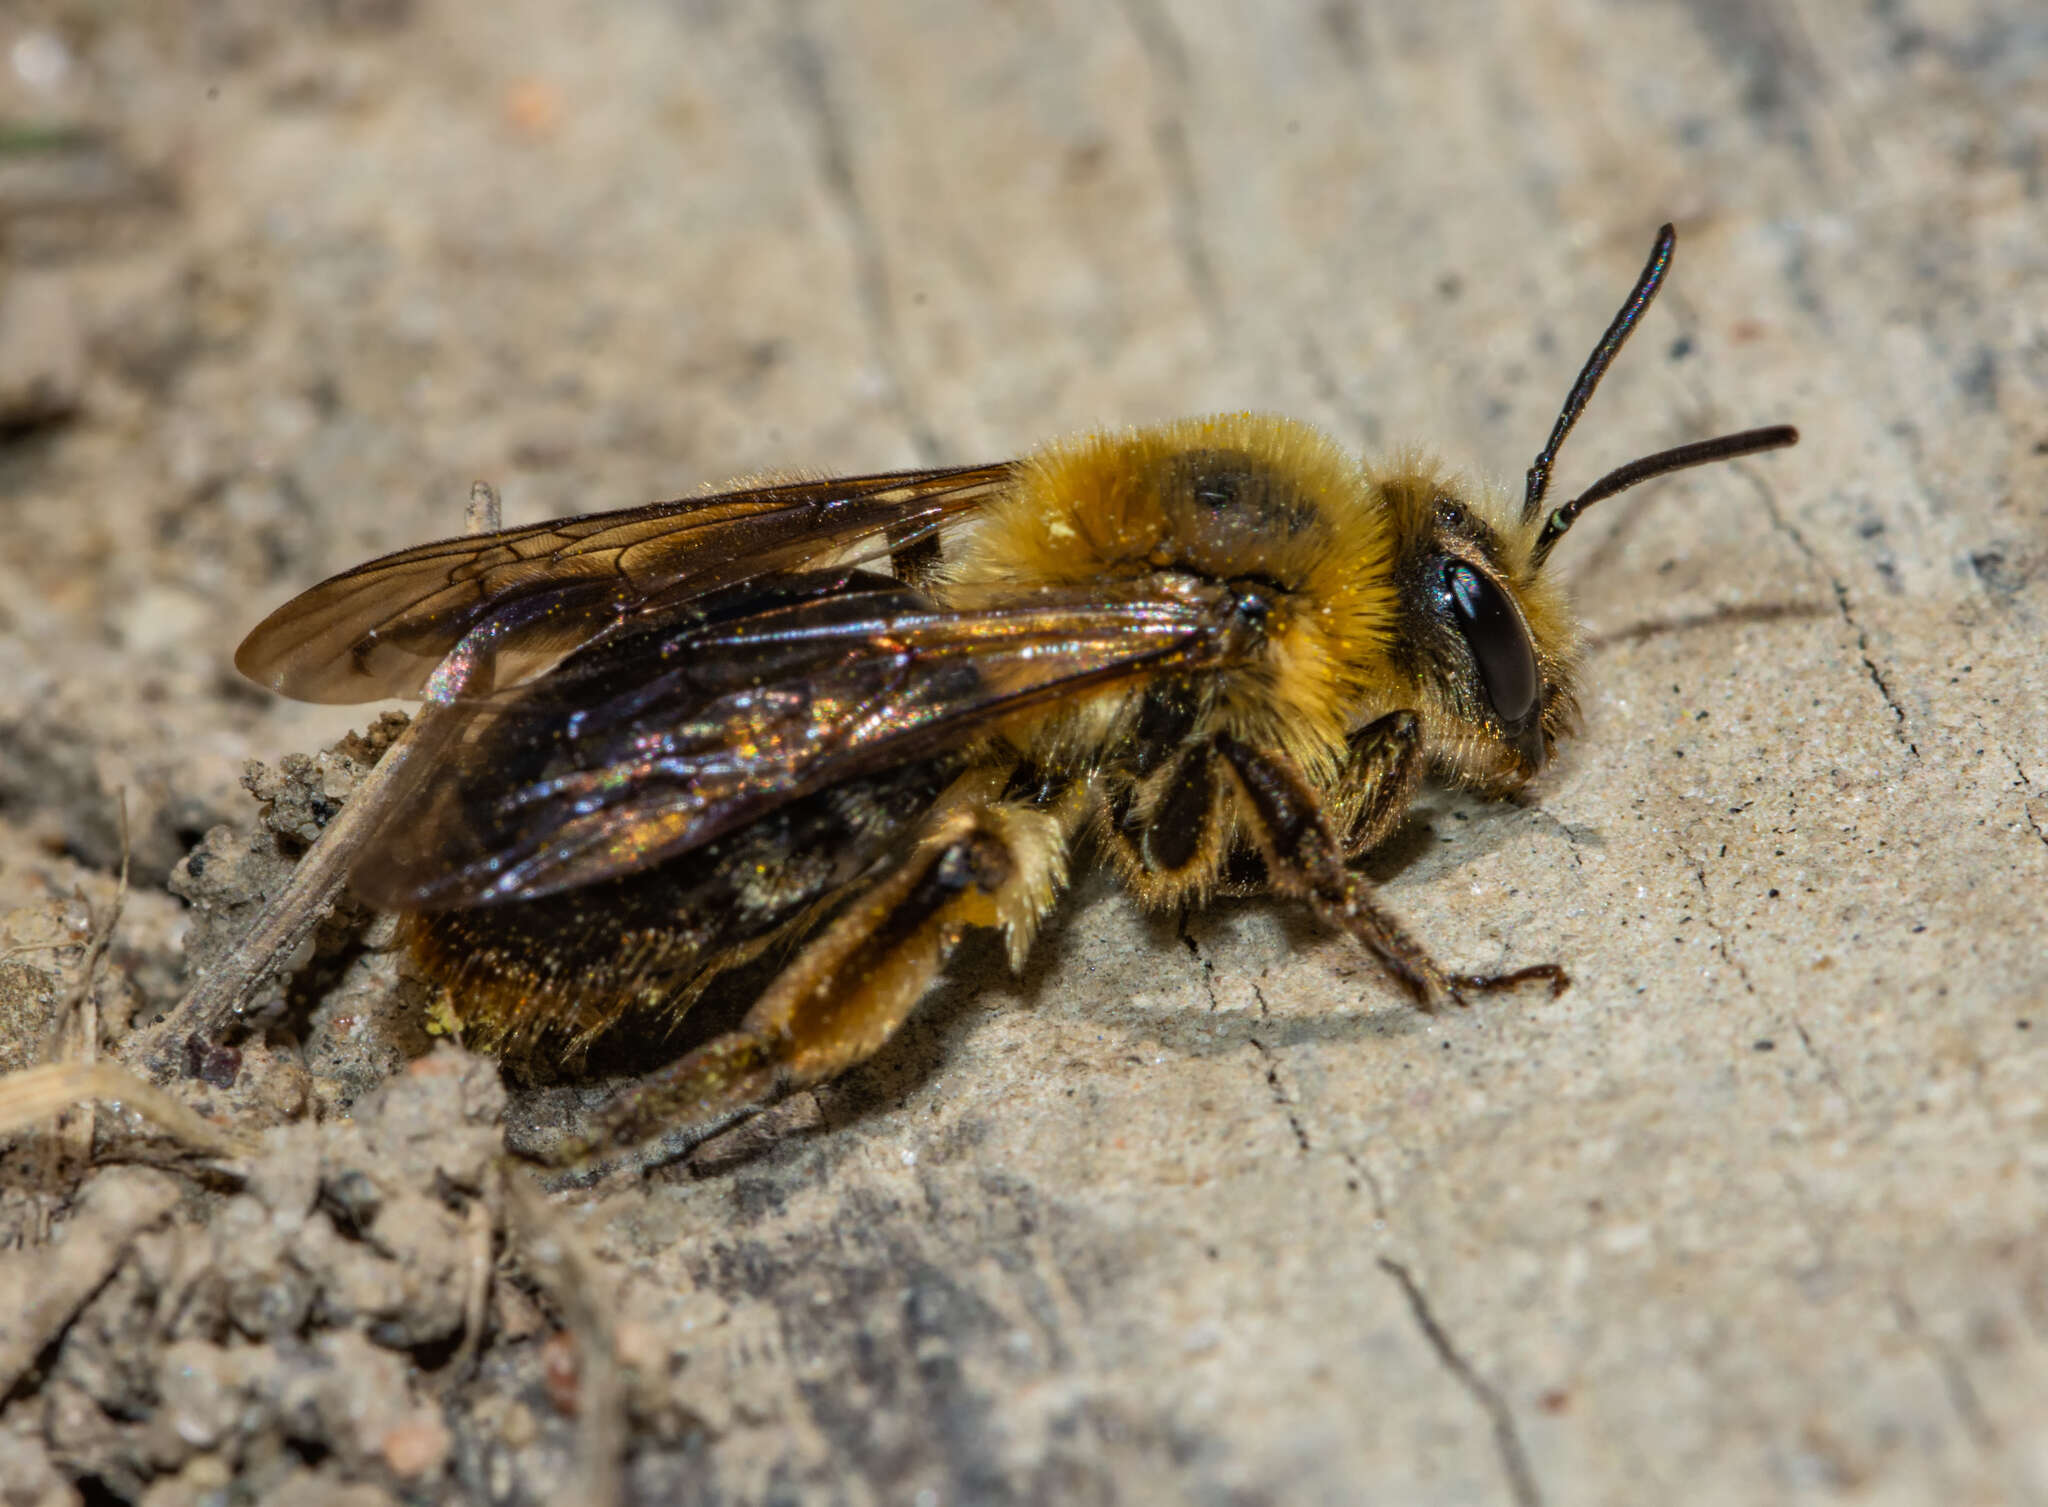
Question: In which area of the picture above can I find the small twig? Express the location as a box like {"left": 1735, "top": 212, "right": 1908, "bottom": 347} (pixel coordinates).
{"left": 446, "top": 1158, "right": 502, "bottom": 1386}
{"left": 0, "top": 1060, "right": 260, "bottom": 1160}
{"left": 466, "top": 479, "right": 503, "bottom": 534}
{"left": 502, "top": 1169, "right": 623, "bottom": 1507}
{"left": 47, "top": 794, "right": 129, "bottom": 1169}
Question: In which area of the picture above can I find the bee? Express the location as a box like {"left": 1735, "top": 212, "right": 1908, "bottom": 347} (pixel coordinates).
{"left": 235, "top": 225, "right": 1795, "bottom": 1162}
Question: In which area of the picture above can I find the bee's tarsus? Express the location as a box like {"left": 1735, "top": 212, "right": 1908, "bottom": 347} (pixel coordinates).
{"left": 1449, "top": 963, "right": 1571, "bottom": 1000}
{"left": 1212, "top": 732, "right": 1455, "bottom": 1011}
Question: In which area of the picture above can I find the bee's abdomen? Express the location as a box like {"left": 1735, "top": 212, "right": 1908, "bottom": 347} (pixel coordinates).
{"left": 406, "top": 757, "right": 956, "bottom": 1051}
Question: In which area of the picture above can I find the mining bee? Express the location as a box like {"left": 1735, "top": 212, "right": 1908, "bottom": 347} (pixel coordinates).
{"left": 235, "top": 225, "right": 1795, "bottom": 1162}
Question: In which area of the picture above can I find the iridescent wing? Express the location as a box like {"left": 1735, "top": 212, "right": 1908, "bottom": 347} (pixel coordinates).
{"left": 235, "top": 463, "right": 1015, "bottom": 704}
{"left": 352, "top": 572, "right": 1248, "bottom": 910}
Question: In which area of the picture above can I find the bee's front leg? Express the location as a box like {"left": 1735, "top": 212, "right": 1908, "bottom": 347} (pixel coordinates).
{"left": 1332, "top": 710, "right": 1425, "bottom": 860}
{"left": 1211, "top": 731, "right": 1566, "bottom": 1011}
{"left": 537, "top": 782, "right": 1073, "bottom": 1168}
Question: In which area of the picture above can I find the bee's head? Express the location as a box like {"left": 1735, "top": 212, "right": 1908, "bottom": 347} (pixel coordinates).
{"left": 1378, "top": 225, "right": 1796, "bottom": 794}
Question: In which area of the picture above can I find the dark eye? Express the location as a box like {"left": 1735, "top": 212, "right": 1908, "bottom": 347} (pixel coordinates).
{"left": 1442, "top": 561, "right": 1540, "bottom": 729}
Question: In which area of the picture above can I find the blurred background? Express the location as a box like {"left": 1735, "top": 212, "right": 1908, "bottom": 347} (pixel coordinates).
{"left": 0, "top": 2, "right": 2043, "bottom": 1504}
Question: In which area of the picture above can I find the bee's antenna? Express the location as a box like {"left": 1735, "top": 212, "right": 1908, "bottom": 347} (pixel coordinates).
{"left": 1531, "top": 425, "right": 1800, "bottom": 565}
{"left": 1523, "top": 224, "right": 1677, "bottom": 528}
{"left": 1522, "top": 223, "right": 1798, "bottom": 564}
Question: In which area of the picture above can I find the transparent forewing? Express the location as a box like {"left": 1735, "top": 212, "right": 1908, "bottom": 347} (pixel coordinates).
{"left": 351, "top": 575, "right": 1247, "bottom": 910}
{"left": 234, "top": 463, "right": 1016, "bottom": 704}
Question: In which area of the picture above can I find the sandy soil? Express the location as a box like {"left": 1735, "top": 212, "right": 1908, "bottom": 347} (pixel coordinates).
{"left": 0, "top": 2, "right": 2043, "bottom": 1504}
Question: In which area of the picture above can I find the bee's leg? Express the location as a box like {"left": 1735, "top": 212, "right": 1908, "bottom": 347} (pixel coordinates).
{"left": 1333, "top": 710, "right": 1424, "bottom": 860}
{"left": 1212, "top": 732, "right": 1566, "bottom": 1012}
{"left": 1211, "top": 711, "right": 1421, "bottom": 896}
{"left": 542, "top": 785, "right": 1073, "bottom": 1166}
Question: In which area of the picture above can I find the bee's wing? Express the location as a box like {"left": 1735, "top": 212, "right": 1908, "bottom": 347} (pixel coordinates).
{"left": 351, "top": 575, "right": 1244, "bottom": 910}
{"left": 234, "top": 463, "right": 1016, "bottom": 704}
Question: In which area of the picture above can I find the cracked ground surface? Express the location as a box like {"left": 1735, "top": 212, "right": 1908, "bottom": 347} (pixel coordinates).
{"left": 1, "top": 1, "right": 2044, "bottom": 1503}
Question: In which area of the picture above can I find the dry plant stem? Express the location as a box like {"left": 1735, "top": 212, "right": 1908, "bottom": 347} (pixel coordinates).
{"left": 47, "top": 793, "right": 127, "bottom": 1173}
{"left": 466, "top": 479, "right": 503, "bottom": 534}
{"left": 125, "top": 486, "right": 505, "bottom": 1074}
{"left": 502, "top": 1167, "right": 624, "bottom": 1507}
{"left": 0, "top": 1061, "right": 260, "bottom": 1159}
{"left": 446, "top": 1157, "right": 501, "bottom": 1386}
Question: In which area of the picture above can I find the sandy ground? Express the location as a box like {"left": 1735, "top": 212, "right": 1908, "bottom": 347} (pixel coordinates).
{"left": 0, "top": 2, "right": 2044, "bottom": 1504}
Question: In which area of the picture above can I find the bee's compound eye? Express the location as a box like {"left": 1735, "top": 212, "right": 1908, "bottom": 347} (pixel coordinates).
{"left": 1443, "top": 561, "right": 1540, "bottom": 730}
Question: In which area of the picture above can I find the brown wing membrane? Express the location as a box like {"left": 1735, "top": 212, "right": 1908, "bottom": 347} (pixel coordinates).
{"left": 235, "top": 463, "right": 1015, "bottom": 704}
{"left": 352, "top": 573, "right": 1249, "bottom": 910}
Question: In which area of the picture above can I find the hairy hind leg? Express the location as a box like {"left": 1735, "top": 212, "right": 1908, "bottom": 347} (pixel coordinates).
{"left": 1212, "top": 732, "right": 1566, "bottom": 1012}
{"left": 540, "top": 777, "right": 1076, "bottom": 1166}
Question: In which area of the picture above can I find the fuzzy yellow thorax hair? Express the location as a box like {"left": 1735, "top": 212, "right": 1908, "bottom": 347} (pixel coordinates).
{"left": 946, "top": 413, "right": 1403, "bottom": 778}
